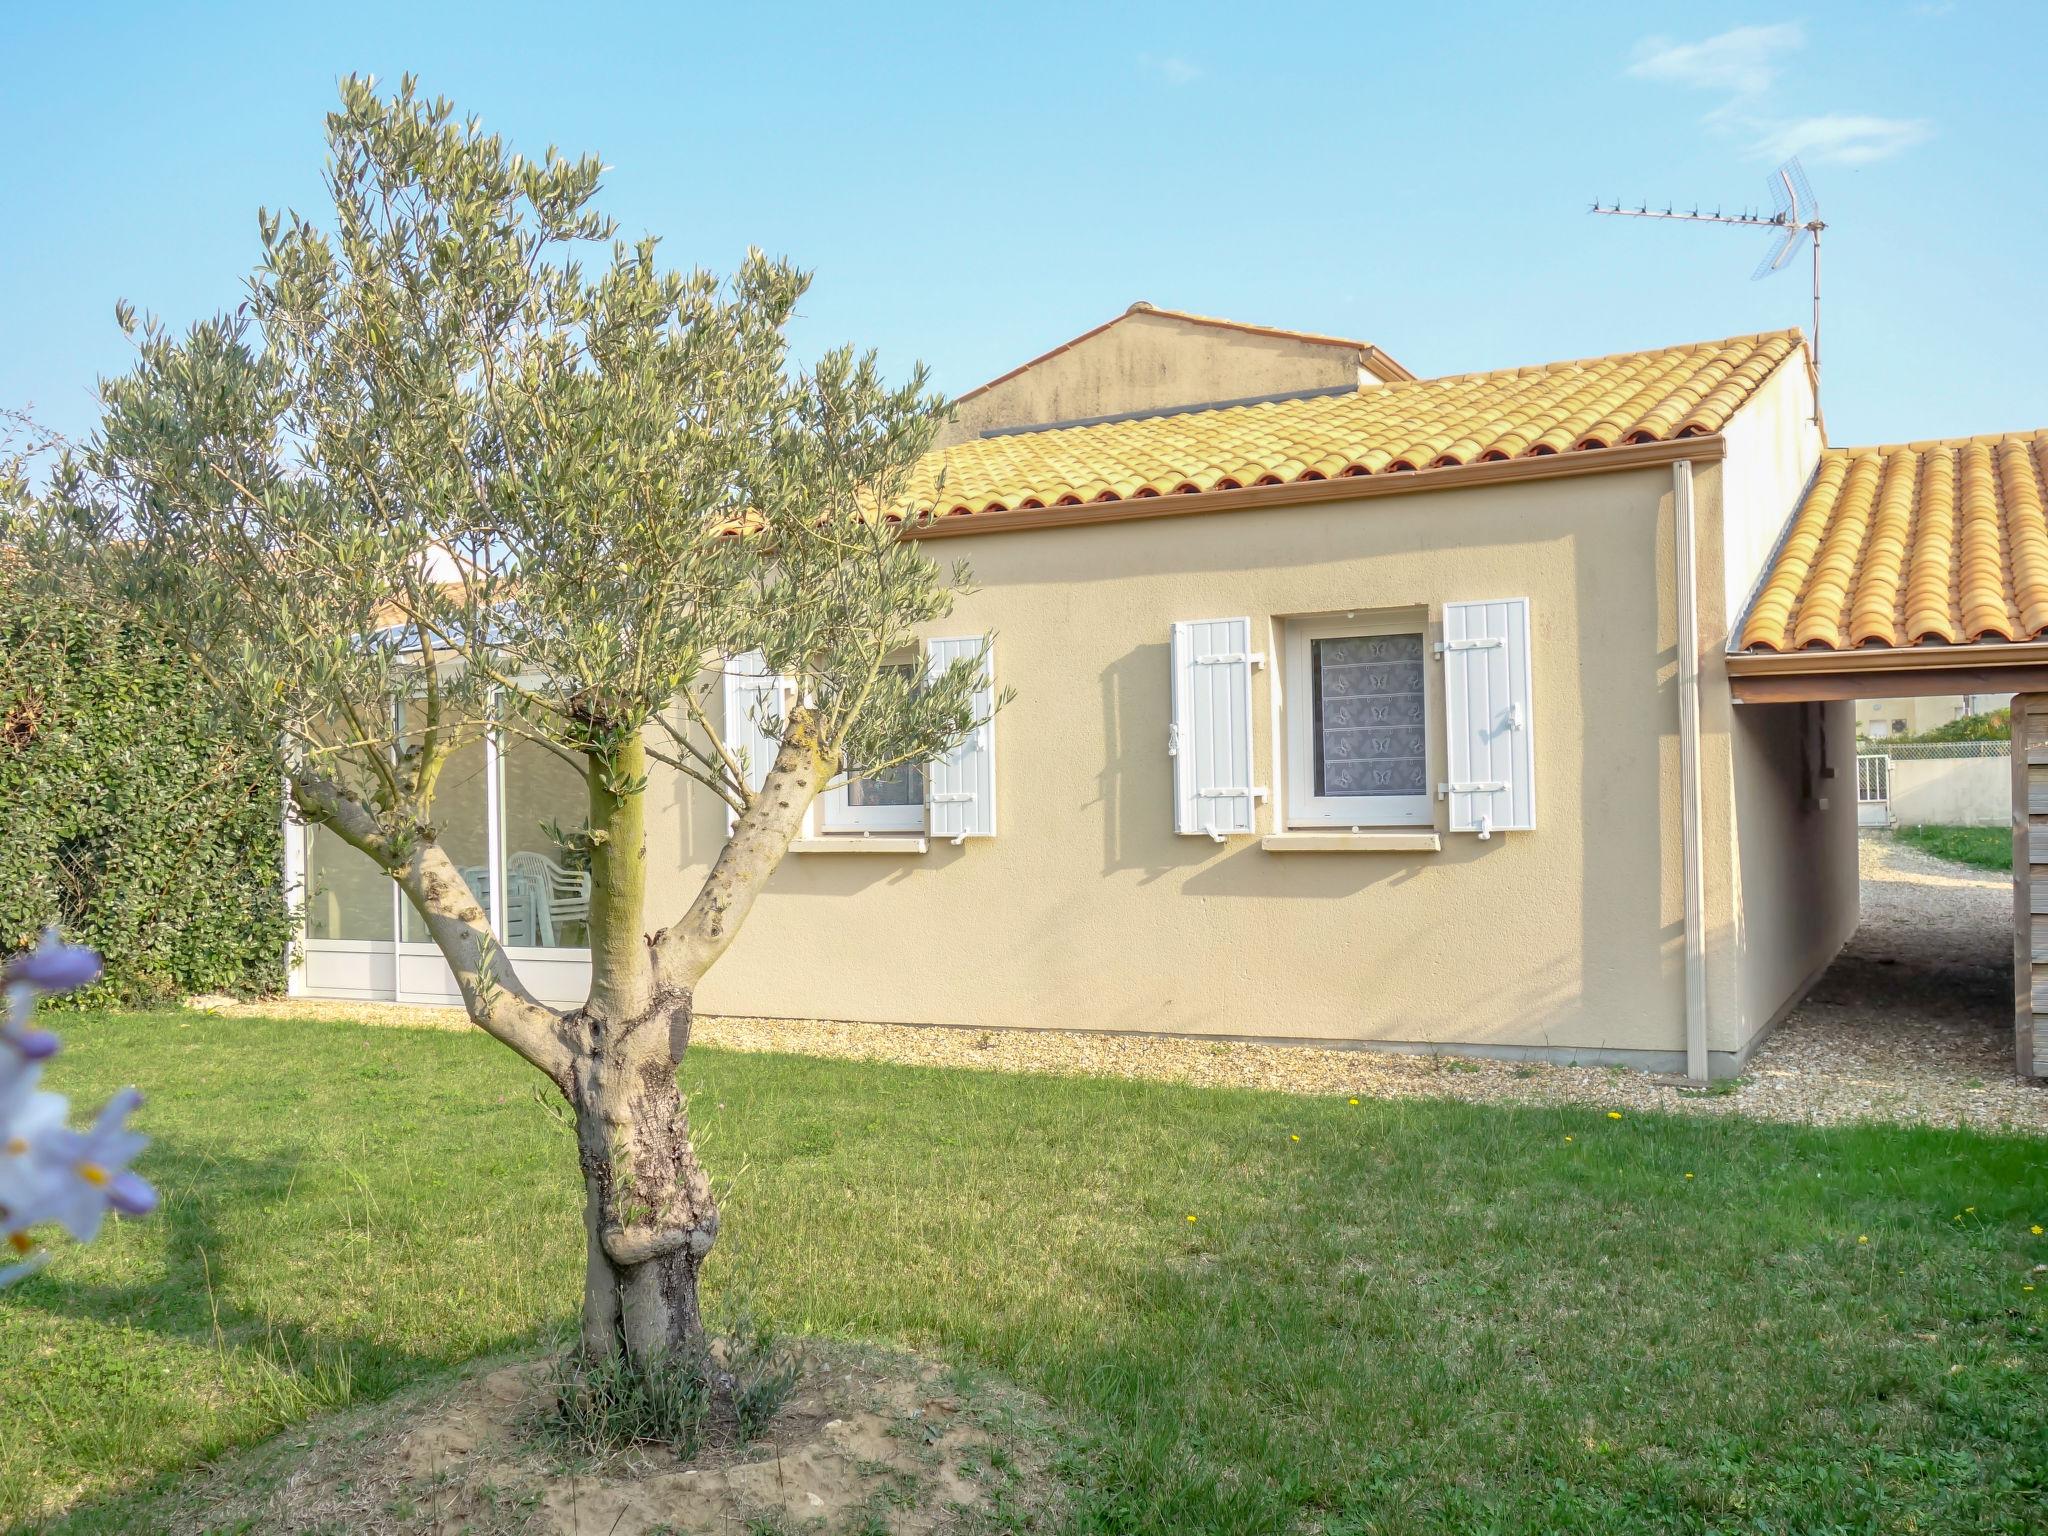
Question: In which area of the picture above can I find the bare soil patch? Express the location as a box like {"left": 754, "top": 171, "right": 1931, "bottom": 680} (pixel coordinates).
{"left": 127, "top": 1344, "right": 1064, "bottom": 1534}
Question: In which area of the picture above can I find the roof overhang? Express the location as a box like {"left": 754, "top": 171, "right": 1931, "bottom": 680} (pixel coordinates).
{"left": 904, "top": 434, "right": 1721, "bottom": 541}
{"left": 1726, "top": 642, "right": 2048, "bottom": 702}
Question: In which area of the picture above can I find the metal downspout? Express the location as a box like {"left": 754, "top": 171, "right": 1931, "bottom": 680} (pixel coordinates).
{"left": 1674, "top": 460, "right": 1710, "bottom": 1081}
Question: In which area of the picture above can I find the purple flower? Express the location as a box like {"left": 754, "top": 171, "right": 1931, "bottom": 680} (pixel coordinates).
{"left": 6, "top": 1026, "right": 58, "bottom": 1062}
{"left": 0, "top": 1086, "right": 151, "bottom": 1245}
{"left": 106, "top": 1170, "right": 156, "bottom": 1217}
{"left": 0, "top": 928, "right": 154, "bottom": 1283}
{"left": 3, "top": 983, "right": 63, "bottom": 1062}
{"left": 5, "top": 931, "right": 102, "bottom": 995}
{"left": 0, "top": 1239, "right": 48, "bottom": 1287}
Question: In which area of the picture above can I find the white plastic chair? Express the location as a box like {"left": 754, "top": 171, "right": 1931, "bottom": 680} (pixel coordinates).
{"left": 507, "top": 850, "right": 591, "bottom": 947}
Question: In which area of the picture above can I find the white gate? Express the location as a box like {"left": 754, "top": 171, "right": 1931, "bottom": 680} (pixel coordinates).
{"left": 1856, "top": 752, "right": 1891, "bottom": 827}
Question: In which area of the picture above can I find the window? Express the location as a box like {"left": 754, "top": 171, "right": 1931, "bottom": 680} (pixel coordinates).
{"left": 1892, "top": 719, "right": 1909, "bottom": 735}
{"left": 1284, "top": 615, "right": 1432, "bottom": 827}
{"left": 397, "top": 720, "right": 490, "bottom": 944}
{"left": 497, "top": 734, "right": 593, "bottom": 948}
{"left": 299, "top": 700, "right": 595, "bottom": 956}
{"left": 820, "top": 664, "right": 927, "bottom": 834}
{"left": 304, "top": 822, "right": 389, "bottom": 940}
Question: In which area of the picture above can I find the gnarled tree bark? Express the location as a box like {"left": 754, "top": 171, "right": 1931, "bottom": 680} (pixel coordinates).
{"left": 571, "top": 712, "right": 829, "bottom": 1364}
{"left": 295, "top": 708, "right": 830, "bottom": 1366}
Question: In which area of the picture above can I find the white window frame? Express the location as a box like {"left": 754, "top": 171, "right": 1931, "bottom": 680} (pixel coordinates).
{"left": 1283, "top": 612, "right": 1433, "bottom": 828}
{"left": 818, "top": 660, "right": 928, "bottom": 835}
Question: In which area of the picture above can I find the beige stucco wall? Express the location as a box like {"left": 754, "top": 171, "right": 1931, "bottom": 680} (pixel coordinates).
{"left": 1890, "top": 754, "right": 2010, "bottom": 827}
{"left": 1716, "top": 341, "right": 1822, "bottom": 625}
{"left": 936, "top": 308, "right": 1371, "bottom": 446}
{"left": 646, "top": 465, "right": 1711, "bottom": 1064}
{"left": 1692, "top": 348, "right": 1856, "bottom": 1063}
{"left": 1725, "top": 700, "right": 1860, "bottom": 1059}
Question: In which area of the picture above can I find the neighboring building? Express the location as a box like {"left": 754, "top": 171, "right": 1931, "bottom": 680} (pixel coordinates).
{"left": 291, "top": 308, "right": 2048, "bottom": 1079}
{"left": 1854, "top": 693, "right": 2008, "bottom": 740}
{"left": 933, "top": 302, "right": 1414, "bottom": 449}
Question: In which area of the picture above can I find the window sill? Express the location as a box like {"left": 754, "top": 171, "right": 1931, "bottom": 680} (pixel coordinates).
{"left": 790, "top": 835, "right": 930, "bottom": 855}
{"left": 1261, "top": 831, "right": 1442, "bottom": 853}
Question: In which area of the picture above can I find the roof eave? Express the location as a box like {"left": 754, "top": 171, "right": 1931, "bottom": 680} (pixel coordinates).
{"left": 903, "top": 435, "right": 1721, "bottom": 541}
{"left": 1726, "top": 641, "right": 2048, "bottom": 675}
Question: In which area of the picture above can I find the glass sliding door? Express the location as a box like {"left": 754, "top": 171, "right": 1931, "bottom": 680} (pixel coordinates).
{"left": 304, "top": 822, "right": 389, "bottom": 939}
{"left": 294, "top": 712, "right": 593, "bottom": 1008}
{"left": 397, "top": 732, "right": 492, "bottom": 943}
{"left": 497, "top": 732, "right": 592, "bottom": 949}
{"left": 299, "top": 820, "right": 397, "bottom": 998}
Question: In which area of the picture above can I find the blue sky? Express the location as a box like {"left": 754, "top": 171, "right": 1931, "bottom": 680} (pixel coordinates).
{"left": 3, "top": 2, "right": 2041, "bottom": 451}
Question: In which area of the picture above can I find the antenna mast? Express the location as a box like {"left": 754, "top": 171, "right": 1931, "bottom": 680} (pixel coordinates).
{"left": 1591, "top": 158, "right": 1825, "bottom": 392}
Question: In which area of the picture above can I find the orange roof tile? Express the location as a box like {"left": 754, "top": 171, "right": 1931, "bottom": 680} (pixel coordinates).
{"left": 1739, "top": 429, "right": 2048, "bottom": 652}
{"left": 899, "top": 330, "right": 1801, "bottom": 524}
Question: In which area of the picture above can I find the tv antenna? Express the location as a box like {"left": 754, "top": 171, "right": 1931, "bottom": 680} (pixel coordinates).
{"left": 1591, "top": 158, "right": 1825, "bottom": 390}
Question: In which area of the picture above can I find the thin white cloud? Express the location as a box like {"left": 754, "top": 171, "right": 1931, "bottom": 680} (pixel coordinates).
{"left": 1628, "top": 24, "right": 1932, "bottom": 167}
{"left": 1628, "top": 23, "right": 1804, "bottom": 97}
{"left": 1138, "top": 52, "right": 1203, "bottom": 86}
{"left": 1754, "top": 113, "right": 1934, "bottom": 165}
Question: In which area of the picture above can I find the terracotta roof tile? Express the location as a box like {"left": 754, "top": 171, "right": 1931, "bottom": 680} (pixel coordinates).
{"left": 1739, "top": 428, "right": 2048, "bottom": 652}
{"left": 899, "top": 331, "right": 1801, "bottom": 524}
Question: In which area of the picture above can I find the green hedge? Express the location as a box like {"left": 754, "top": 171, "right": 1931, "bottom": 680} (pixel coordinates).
{"left": 1, "top": 563, "right": 290, "bottom": 1004}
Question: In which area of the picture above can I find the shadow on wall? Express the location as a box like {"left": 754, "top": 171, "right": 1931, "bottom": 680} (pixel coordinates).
{"left": 1097, "top": 641, "right": 1177, "bottom": 882}
{"left": 1590, "top": 497, "right": 1683, "bottom": 1055}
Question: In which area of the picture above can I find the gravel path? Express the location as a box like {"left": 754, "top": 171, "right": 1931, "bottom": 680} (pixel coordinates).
{"left": 205, "top": 834, "right": 2048, "bottom": 1134}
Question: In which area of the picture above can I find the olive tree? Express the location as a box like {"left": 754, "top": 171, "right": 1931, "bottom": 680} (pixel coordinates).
{"left": 30, "top": 77, "right": 982, "bottom": 1364}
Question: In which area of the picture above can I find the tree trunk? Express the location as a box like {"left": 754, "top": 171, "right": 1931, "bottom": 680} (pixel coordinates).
{"left": 570, "top": 987, "right": 718, "bottom": 1365}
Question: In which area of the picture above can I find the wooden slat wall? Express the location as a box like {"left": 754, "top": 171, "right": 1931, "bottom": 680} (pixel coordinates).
{"left": 2013, "top": 695, "right": 2047, "bottom": 1077}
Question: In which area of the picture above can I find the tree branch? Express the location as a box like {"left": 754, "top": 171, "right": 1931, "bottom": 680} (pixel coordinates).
{"left": 650, "top": 705, "right": 828, "bottom": 1008}
{"left": 292, "top": 767, "right": 577, "bottom": 1089}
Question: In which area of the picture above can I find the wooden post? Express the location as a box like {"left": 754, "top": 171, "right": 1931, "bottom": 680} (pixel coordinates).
{"left": 2012, "top": 695, "right": 2042, "bottom": 1078}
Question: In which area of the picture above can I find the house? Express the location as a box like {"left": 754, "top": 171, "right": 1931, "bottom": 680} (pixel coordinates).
{"left": 933, "top": 302, "right": 1415, "bottom": 448}
{"left": 1853, "top": 692, "right": 2008, "bottom": 740}
{"left": 288, "top": 307, "right": 2048, "bottom": 1079}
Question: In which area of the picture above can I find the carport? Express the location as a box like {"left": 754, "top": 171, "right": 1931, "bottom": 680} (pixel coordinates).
{"left": 1731, "top": 429, "right": 2048, "bottom": 1079}
{"left": 1729, "top": 653, "right": 2048, "bottom": 1078}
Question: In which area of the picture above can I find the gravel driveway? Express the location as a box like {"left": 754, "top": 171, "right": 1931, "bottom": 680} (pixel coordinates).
{"left": 207, "top": 833, "right": 2048, "bottom": 1134}
{"left": 1732, "top": 832, "right": 2038, "bottom": 1132}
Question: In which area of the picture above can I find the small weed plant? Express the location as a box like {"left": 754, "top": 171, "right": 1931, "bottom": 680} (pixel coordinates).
{"left": 549, "top": 1317, "right": 801, "bottom": 1459}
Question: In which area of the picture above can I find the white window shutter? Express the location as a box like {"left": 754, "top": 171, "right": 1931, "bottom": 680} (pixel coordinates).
{"left": 1170, "top": 618, "right": 1262, "bottom": 840}
{"left": 721, "top": 651, "right": 786, "bottom": 825}
{"left": 927, "top": 636, "right": 995, "bottom": 841}
{"left": 1441, "top": 599, "right": 1536, "bottom": 837}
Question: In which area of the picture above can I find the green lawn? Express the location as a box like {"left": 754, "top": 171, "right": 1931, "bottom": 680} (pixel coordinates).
{"left": 9, "top": 1011, "right": 2047, "bottom": 1534}
{"left": 1897, "top": 822, "right": 2013, "bottom": 872}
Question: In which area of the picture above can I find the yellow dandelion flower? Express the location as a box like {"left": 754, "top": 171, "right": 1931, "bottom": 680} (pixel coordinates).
{"left": 2033, "top": 1225, "right": 2043, "bottom": 1236}
{"left": 1607, "top": 1111, "right": 1623, "bottom": 1120}
{"left": 1684, "top": 1173, "right": 1694, "bottom": 1180}
{"left": 1289, "top": 1134, "right": 1300, "bottom": 1143}
{"left": 1858, "top": 1235, "right": 1869, "bottom": 1244}
{"left": 1185, "top": 1215, "right": 1197, "bottom": 1224}
{"left": 1347, "top": 1098, "right": 1359, "bottom": 1106}
{"left": 1966, "top": 1206, "right": 1977, "bottom": 1214}
{"left": 1564, "top": 1135, "right": 1574, "bottom": 1143}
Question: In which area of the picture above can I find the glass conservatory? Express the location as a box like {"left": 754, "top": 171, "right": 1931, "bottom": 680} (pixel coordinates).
{"left": 286, "top": 727, "right": 594, "bottom": 1008}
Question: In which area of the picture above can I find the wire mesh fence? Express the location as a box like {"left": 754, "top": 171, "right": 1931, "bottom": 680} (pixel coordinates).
{"left": 1877, "top": 740, "right": 2011, "bottom": 761}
